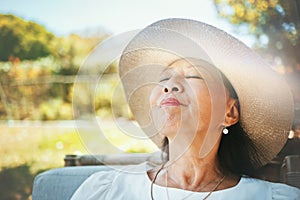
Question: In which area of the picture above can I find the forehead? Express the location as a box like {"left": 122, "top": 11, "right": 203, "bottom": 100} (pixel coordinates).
{"left": 162, "top": 58, "right": 215, "bottom": 74}
{"left": 169, "top": 58, "right": 194, "bottom": 67}
{"left": 169, "top": 59, "right": 194, "bottom": 70}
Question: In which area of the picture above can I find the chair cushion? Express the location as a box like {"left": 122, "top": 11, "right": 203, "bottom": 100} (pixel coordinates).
{"left": 32, "top": 166, "right": 113, "bottom": 200}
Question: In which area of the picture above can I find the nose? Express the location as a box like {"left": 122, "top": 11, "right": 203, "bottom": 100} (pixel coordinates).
{"left": 163, "top": 86, "right": 179, "bottom": 93}
{"left": 162, "top": 79, "right": 183, "bottom": 93}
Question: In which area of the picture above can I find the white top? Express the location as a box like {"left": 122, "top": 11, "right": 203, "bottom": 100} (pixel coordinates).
{"left": 71, "top": 162, "right": 300, "bottom": 200}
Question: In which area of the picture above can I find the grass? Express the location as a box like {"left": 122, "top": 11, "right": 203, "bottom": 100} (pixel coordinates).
{"left": 0, "top": 122, "right": 84, "bottom": 173}
{"left": 0, "top": 120, "right": 157, "bottom": 171}
{"left": 0, "top": 119, "right": 157, "bottom": 200}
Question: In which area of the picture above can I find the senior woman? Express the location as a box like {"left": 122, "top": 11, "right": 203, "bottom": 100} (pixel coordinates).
{"left": 71, "top": 18, "right": 300, "bottom": 199}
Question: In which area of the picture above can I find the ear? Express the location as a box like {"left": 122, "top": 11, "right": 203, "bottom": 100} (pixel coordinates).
{"left": 224, "top": 98, "right": 239, "bottom": 127}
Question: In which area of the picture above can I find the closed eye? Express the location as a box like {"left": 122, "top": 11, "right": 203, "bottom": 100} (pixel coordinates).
{"left": 159, "top": 77, "right": 170, "bottom": 82}
{"left": 185, "top": 76, "right": 203, "bottom": 80}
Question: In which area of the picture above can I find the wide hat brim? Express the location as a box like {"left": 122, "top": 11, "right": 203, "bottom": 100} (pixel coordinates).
{"left": 119, "top": 18, "right": 294, "bottom": 166}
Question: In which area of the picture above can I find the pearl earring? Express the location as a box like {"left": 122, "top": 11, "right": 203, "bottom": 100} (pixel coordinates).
{"left": 223, "top": 126, "right": 229, "bottom": 134}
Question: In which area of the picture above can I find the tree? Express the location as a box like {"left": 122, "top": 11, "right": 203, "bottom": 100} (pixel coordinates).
{"left": 0, "top": 14, "right": 56, "bottom": 61}
{"left": 214, "top": 0, "right": 299, "bottom": 70}
{"left": 214, "top": 0, "right": 300, "bottom": 115}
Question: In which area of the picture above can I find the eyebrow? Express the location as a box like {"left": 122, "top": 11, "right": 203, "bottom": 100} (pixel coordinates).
{"left": 162, "top": 64, "right": 195, "bottom": 72}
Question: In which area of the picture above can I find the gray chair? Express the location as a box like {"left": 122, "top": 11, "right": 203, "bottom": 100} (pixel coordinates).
{"left": 281, "top": 155, "right": 300, "bottom": 189}
{"left": 32, "top": 153, "right": 163, "bottom": 200}
{"left": 32, "top": 166, "right": 113, "bottom": 200}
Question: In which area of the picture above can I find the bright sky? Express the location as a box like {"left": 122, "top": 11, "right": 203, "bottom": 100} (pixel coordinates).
{"left": 0, "top": 0, "right": 255, "bottom": 45}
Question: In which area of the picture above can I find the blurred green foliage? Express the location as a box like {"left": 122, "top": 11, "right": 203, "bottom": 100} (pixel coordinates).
{"left": 0, "top": 125, "right": 87, "bottom": 200}
{"left": 214, "top": 0, "right": 300, "bottom": 108}
{"left": 0, "top": 14, "right": 151, "bottom": 200}
{"left": 0, "top": 14, "right": 124, "bottom": 120}
{"left": 0, "top": 126, "right": 85, "bottom": 172}
{"left": 214, "top": 0, "right": 300, "bottom": 71}
{"left": 0, "top": 164, "right": 34, "bottom": 200}
{"left": 0, "top": 123, "right": 155, "bottom": 200}
{"left": 0, "top": 14, "right": 55, "bottom": 61}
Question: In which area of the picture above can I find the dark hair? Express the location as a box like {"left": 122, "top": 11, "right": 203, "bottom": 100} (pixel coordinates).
{"left": 161, "top": 71, "right": 261, "bottom": 177}
{"left": 218, "top": 71, "right": 261, "bottom": 177}
{"left": 218, "top": 122, "right": 261, "bottom": 177}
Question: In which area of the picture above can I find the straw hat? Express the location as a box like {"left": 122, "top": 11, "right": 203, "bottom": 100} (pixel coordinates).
{"left": 118, "top": 18, "right": 294, "bottom": 166}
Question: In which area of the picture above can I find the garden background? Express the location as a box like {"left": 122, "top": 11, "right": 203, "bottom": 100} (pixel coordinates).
{"left": 1, "top": 0, "right": 300, "bottom": 199}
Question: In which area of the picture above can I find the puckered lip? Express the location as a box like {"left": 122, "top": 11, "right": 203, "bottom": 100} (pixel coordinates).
{"left": 160, "top": 97, "right": 185, "bottom": 107}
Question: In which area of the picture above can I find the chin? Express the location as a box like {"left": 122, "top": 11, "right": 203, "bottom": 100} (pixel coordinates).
{"left": 160, "top": 124, "right": 179, "bottom": 137}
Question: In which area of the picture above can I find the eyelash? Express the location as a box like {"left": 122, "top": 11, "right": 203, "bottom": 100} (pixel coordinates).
{"left": 159, "top": 78, "right": 170, "bottom": 82}
{"left": 186, "top": 76, "right": 203, "bottom": 79}
{"left": 159, "top": 76, "right": 203, "bottom": 82}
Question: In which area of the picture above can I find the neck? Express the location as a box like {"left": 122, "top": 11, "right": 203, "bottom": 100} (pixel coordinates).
{"left": 165, "top": 138, "right": 224, "bottom": 191}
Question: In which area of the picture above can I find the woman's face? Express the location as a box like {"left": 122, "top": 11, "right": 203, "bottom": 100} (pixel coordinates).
{"left": 150, "top": 59, "right": 239, "bottom": 157}
{"left": 150, "top": 58, "right": 231, "bottom": 147}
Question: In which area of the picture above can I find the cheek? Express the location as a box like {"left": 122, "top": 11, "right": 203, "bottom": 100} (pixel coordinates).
{"left": 150, "top": 86, "right": 162, "bottom": 106}
{"left": 192, "top": 86, "right": 212, "bottom": 119}
{"left": 198, "top": 95, "right": 211, "bottom": 118}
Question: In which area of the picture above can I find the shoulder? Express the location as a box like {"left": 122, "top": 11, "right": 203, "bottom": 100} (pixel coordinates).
{"left": 70, "top": 167, "right": 117, "bottom": 200}
{"left": 241, "top": 177, "right": 300, "bottom": 200}
{"left": 269, "top": 181, "right": 300, "bottom": 200}
{"left": 71, "top": 162, "right": 149, "bottom": 200}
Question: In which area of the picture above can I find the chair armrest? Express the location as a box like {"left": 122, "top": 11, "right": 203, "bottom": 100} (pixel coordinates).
{"left": 64, "top": 152, "right": 164, "bottom": 166}
{"left": 32, "top": 166, "right": 113, "bottom": 200}
{"left": 281, "top": 155, "right": 300, "bottom": 189}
